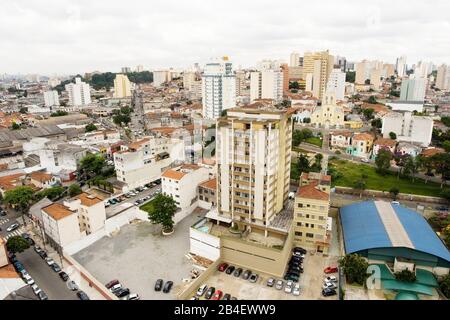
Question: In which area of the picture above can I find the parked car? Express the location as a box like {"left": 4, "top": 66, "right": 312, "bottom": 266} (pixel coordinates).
{"left": 292, "top": 283, "right": 301, "bottom": 296}
{"left": 324, "top": 276, "right": 337, "bottom": 283}
{"left": 196, "top": 284, "right": 208, "bottom": 297}
{"left": 275, "top": 279, "right": 284, "bottom": 290}
{"left": 233, "top": 268, "right": 243, "bottom": 277}
{"left": 205, "top": 287, "right": 215, "bottom": 300}
{"left": 218, "top": 263, "right": 229, "bottom": 272}
{"left": 249, "top": 273, "right": 259, "bottom": 283}
{"left": 154, "top": 279, "right": 163, "bottom": 291}
{"left": 163, "top": 281, "right": 173, "bottom": 293}
{"left": 323, "top": 281, "right": 337, "bottom": 290}
{"left": 324, "top": 266, "right": 338, "bottom": 274}
{"left": 45, "top": 257, "right": 55, "bottom": 266}
{"left": 34, "top": 245, "right": 43, "bottom": 254}
{"left": 51, "top": 263, "right": 61, "bottom": 273}
{"left": 116, "top": 288, "right": 130, "bottom": 298}
{"left": 125, "top": 293, "right": 140, "bottom": 300}
{"left": 21, "top": 233, "right": 34, "bottom": 245}
{"left": 110, "top": 283, "right": 123, "bottom": 293}
{"left": 293, "top": 247, "right": 307, "bottom": 254}
{"left": 266, "top": 278, "right": 275, "bottom": 287}
{"left": 284, "top": 280, "right": 293, "bottom": 294}
{"left": 77, "top": 291, "right": 90, "bottom": 300}
{"left": 322, "top": 288, "right": 337, "bottom": 297}
{"left": 212, "top": 290, "right": 223, "bottom": 300}
{"left": 38, "top": 291, "right": 49, "bottom": 300}
{"left": 38, "top": 251, "right": 48, "bottom": 259}
{"left": 59, "top": 271, "right": 69, "bottom": 281}
{"left": 105, "top": 279, "right": 119, "bottom": 289}
{"left": 6, "top": 223, "right": 20, "bottom": 232}
{"left": 242, "top": 270, "right": 252, "bottom": 280}
{"left": 360, "top": 158, "right": 370, "bottom": 163}
{"left": 13, "top": 262, "right": 24, "bottom": 272}
{"left": 31, "top": 284, "right": 42, "bottom": 296}
{"left": 222, "top": 293, "right": 231, "bottom": 300}
{"left": 68, "top": 280, "right": 79, "bottom": 291}
{"left": 0, "top": 210, "right": 7, "bottom": 216}
{"left": 23, "top": 274, "right": 35, "bottom": 285}
{"left": 225, "top": 265, "right": 235, "bottom": 275}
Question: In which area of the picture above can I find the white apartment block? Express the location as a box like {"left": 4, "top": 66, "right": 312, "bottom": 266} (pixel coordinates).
{"left": 250, "top": 69, "right": 283, "bottom": 103}
{"left": 37, "top": 142, "right": 87, "bottom": 176}
{"left": 436, "top": 64, "right": 450, "bottom": 91}
{"left": 64, "top": 193, "right": 106, "bottom": 235}
{"left": 396, "top": 56, "right": 407, "bottom": 77}
{"left": 202, "top": 57, "right": 236, "bottom": 119}
{"left": 43, "top": 90, "right": 60, "bottom": 107}
{"left": 65, "top": 77, "right": 91, "bottom": 106}
{"left": 400, "top": 76, "right": 427, "bottom": 102}
{"left": 161, "top": 164, "right": 210, "bottom": 210}
{"left": 113, "top": 74, "right": 132, "bottom": 98}
{"left": 41, "top": 203, "right": 82, "bottom": 250}
{"left": 113, "top": 137, "right": 173, "bottom": 191}
{"left": 290, "top": 52, "right": 301, "bottom": 67}
{"left": 153, "top": 70, "right": 170, "bottom": 87}
{"left": 326, "top": 69, "right": 346, "bottom": 100}
{"left": 382, "top": 112, "right": 433, "bottom": 147}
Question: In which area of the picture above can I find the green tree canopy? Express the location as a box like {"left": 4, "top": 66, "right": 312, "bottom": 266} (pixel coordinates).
{"left": 50, "top": 110, "right": 69, "bottom": 117}
{"left": 389, "top": 132, "right": 397, "bottom": 140}
{"left": 3, "top": 186, "right": 34, "bottom": 213}
{"left": 389, "top": 187, "right": 400, "bottom": 200}
{"left": 146, "top": 194, "right": 177, "bottom": 232}
{"left": 346, "top": 71, "right": 356, "bottom": 83}
{"left": 339, "top": 253, "right": 369, "bottom": 285}
{"left": 371, "top": 118, "right": 382, "bottom": 129}
{"left": 362, "top": 108, "right": 375, "bottom": 120}
{"left": 85, "top": 123, "right": 98, "bottom": 132}
{"left": 35, "top": 186, "right": 65, "bottom": 201}
{"left": 296, "top": 154, "right": 311, "bottom": 176}
{"left": 366, "top": 96, "right": 378, "bottom": 104}
{"left": 11, "top": 122, "right": 20, "bottom": 130}
{"left": 6, "top": 236, "right": 30, "bottom": 254}
{"left": 375, "top": 149, "right": 392, "bottom": 175}
{"left": 79, "top": 153, "right": 106, "bottom": 178}
{"left": 439, "top": 274, "right": 450, "bottom": 298}
{"left": 68, "top": 183, "right": 82, "bottom": 197}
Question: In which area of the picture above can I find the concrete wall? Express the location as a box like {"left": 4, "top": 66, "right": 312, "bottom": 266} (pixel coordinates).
{"left": 189, "top": 227, "right": 221, "bottom": 261}
{"left": 176, "top": 259, "right": 221, "bottom": 300}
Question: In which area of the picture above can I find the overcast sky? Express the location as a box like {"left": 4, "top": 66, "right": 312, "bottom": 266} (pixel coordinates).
{"left": 1, "top": 0, "right": 449, "bottom": 75}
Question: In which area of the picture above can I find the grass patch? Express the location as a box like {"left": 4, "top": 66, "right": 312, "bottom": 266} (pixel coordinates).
{"left": 304, "top": 137, "right": 323, "bottom": 148}
{"left": 140, "top": 198, "right": 157, "bottom": 213}
{"left": 329, "top": 159, "right": 448, "bottom": 197}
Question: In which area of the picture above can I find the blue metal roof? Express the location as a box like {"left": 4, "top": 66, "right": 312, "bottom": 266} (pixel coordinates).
{"left": 340, "top": 201, "right": 450, "bottom": 263}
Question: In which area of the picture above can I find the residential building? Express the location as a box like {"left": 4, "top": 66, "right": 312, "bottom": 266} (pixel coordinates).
{"left": 290, "top": 52, "right": 301, "bottom": 67}
{"left": 153, "top": 70, "right": 170, "bottom": 87}
{"left": 310, "top": 93, "right": 345, "bottom": 129}
{"left": 65, "top": 77, "right": 91, "bottom": 106}
{"left": 235, "top": 71, "right": 247, "bottom": 97}
{"left": 326, "top": 69, "right": 346, "bottom": 100}
{"left": 396, "top": 56, "right": 407, "bottom": 77}
{"left": 303, "top": 50, "right": 334, "bottom": 100}
{"left": 64, "top": 193, "right": 106, "bottom": 235}
{"left": 113, "top": 74, "right": 132, "bottom": 98}
{"left": 400, "top": 76, "right": 427, "bottom": 102}
{"left": 162, "top": 164, "right": 209, "bottom": 210}
{"left": 113, "top": 137, "right": 173, "bottom": 191}
{"left": 43, "top": 90, "right": 60, "bottom": 107}
{"left": 41, "top": 203, "right": 81, "bottom": 252}
{"left": 382, "top": 112, "right": 433, "bottom": 147}
{"left": 121, "top": 67, "right": 131, "bottom": 74}
{"left": 250, "top": 69, "right": 283, "bottom": 103}
{"left": 293, "top": 172, "right": 331, "bottom": 254}
{"left": 198, "top": 178, "right": 217, "bottom": 210}
{"left": 135, "top": 65, "right": 144, "bottom": 72}
{"left": 329, "top": 131, "right": 352, "bottom": 149}
{"left": 346, "top": 132, "right": 374, "bottom": 158}
{"left": 29, "top": 171, "right": 58, "bottom": 189}
{"left": 280, "top": 64, "right": 290, "bottom": 94}
{"left": 202, "top": 57, "right": 236, "bottom": 119}
{"left": 37, "top": 141, "right": 87, "bottom": 178}
{"left": 397, "top": 142, "right": 422, "bottom": 158}
{"left": 383, "top": 63, "right": 396, "bottom": 78}
{"left": 372, "top": 138, "right": 397, "bottom": 158}
{"left": 436, "top": 64, "right": 450, "bottom": 91}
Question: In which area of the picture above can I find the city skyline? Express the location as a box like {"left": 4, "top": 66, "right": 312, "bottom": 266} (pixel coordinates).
{"left": 1, "top": 0, "right": 450, "bottom": 74}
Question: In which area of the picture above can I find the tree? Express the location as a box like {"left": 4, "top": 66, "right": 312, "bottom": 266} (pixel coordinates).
{"left": 371, "top": 118, "right": 382, "bottom": 129}
{"left": 366, "top": 96, "right": 378, "bottom": 104}
{"left": 79, "top": 153, "right": 106, "bottom": 179}
{"left": 354, "top": 177, "right": 367, "bottom": 198}
{"left": 439, "top": 274, "right": 450, "bottom": 298}
{"left": 68, "top": 183, "right": 82, "bottom": 197}
{"left": 112, "top": 114, "right": 131, "bottom": 127}
{"left": 339, "top": 254, "right": 369, "bottom": 285}
{"left": 394, "top": 269, "right": 416, "bottom": 282}
{"left": 402, "top": 156, "right": 420, "bottom": 182}
{"left": 147, "top": 194, "right": 177, "bottom": 233}
{"left": 346, "top": 71, "right": 356, "bottom": 83}
{"left": 6, "top": 236, "right": 30, "bottom": 254}
{"left": 297, "top": 154, "right": 311, "bottom": 175}
{"left": 375, "top": 149, "right": 392, "bottom": 175}
{"left": 35, "top": 186, "right": 65, "bottom": 201}
{"left": 289, "top": 81, "right": 300, "bottom": 90}
{"left": 389, "top": 187, "right": 400, "bottom": 200}
{"left": 11, "top": 122, "right": 20, "bottom": 130}
{"left": 85, "top": 123, "right": 97, "bottom": 132}
{"left": 432, "top": 153, "right": 450, "bottom": 188}
{"left": 311, "top": 153, "right": 323, "bottom": 172}
{"left": 440, "top": 117, "right": 450, "bottom": 128}
{"left": 50, "top": 110, "right": 69, "bottom": 117}
{"left": 362, "top": 108, "right": 375, "bottom": 120}
{"left": 389, "top": 132, "right": 397, "bottom": 140}
{"left": 443, "top": 141, "right": 450, "bottom": 152}
{"left": 365, "top": 79, "right": 371, "bottom": 85}
{"left": 3, "top": 186, "right": 34, "bottom": 224}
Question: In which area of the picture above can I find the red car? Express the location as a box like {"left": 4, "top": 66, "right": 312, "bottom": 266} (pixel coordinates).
{"left": 212, "top": 290, "right": 223, "bottom": 300}
{"left": 324, "top": 266, "right": 338, "bottom": 274}
{"left": 218, "top": 263, "right": 229, "bottom": 272}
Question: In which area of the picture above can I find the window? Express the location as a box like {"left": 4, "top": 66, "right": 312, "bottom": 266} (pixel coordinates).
{"left": 298, "top": 203, "right": 303, "bottom": 208}
{"left": 295, "top": 232, "right": 302, "bottom": 236}
{"left": 306, "top": 233, "right": 314, "bottom": 238}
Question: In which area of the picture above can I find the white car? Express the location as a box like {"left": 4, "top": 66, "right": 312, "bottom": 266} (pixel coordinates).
{"left": 292, "top": 283, "right": 300, "bottom": 296}
{"left": 126, "top": 293, "right": 140, "bottom": 300}
{"left": 284, "top": 280, "right": 293, "bottom": 293}
{"left": 323, "top": 281, "right": 337, "bottom": 290}
{"left": 31, "top": 284, "right": 42, "bottom": 295}
{"left": 23, "top": 274, "right": 35, "bottom": 285}
{"left": 6, "top": 223, "right": 20, "bottom": 232}
{"left": 110, "top": 283, "right": 122, "bottom": 292}
{"left": 324, "top": 276, "right": 337, "bottom": 283}
{"left": 45, "top": 257, "right": 55, "bottom": 266}
{"left": 275, "top": 280, "right": 284, "bottom": 290}
{"left": 196, "top": 284, "right": 207, "bottom": 297}
{"left": 360, "top": 158, "right": 370, "bottom": 163}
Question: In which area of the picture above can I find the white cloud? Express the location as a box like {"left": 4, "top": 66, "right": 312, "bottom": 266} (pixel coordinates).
{"left": 1, "top": 0, "right": 449, "bottom": 74}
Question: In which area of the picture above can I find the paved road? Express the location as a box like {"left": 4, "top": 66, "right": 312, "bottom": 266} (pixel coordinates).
{"left": 16, "top": 249, "right": 78, "bottom": 300}
{"left": 0, "top": 207, "right": 26, "bottom": 241}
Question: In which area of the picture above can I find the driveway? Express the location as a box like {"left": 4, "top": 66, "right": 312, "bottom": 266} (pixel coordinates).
{"left": 73, "top": 212, "right": 204, "bottom": 299}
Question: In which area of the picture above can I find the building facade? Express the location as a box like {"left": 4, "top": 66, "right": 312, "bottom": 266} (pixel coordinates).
{"left": 382, "top": 112, "right": 433, "bottom": 147}
{"left": 43, "top": 90, "right": 60, "bottom": 107}
{"left": 65, "top": 77, "right": 91, "bottom": 106}
{"left": 113, "top": 74, "right": 132, "bottom": 98}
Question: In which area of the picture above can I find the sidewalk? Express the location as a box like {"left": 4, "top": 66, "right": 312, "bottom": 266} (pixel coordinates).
{"left": 24, "top": 217, "right": 107, "bottom": 300}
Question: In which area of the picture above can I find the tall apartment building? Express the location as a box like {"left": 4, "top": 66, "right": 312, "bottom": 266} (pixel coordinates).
{"left": 121, "top": 67, "right": 131, "bottom": 73}
{"left": 280, "top": 64, "right": 290, "bottom": 94}
{"left": 303, "top": 50, "right": 334, "bottom": 100}
{"left": 436, "top": 64, "right": 450, "bottom": 91}
{"left": 356, "top": 60, "right": 383, "bottom": 86}
{"left": 113, "top": 74, "right": 132, "bottom": 98}
{"left": 250, "top": 69, "right": 283, "bottom": 103}
{"left": 290, "top": 52, "right": 301, "bottom": 67}
{"left": 235, "top": 70, "right": 247, "bottom": 97}
{"left": 396, "top": 56, "right": 407, "bottom": 77}
{"left": 64, "top": 192, "right": 106, "bottom": 236}
{"left": 202, "top": 57, "right": 236, "bottom": 119}
{"left": 382, "top": 112, "right": 433, "bottom": 146}
{"left": 293, "top": 172, "right": 331, "bottom": 254}
{"left": 326, "top": 69, "right": 346, "bottom": 100}
{"left": 43, "top": 90, "right": 60, "bottom": 107}
{"left": 400, "top": 75, "right": 427, "bottom": 102}
{"left": 216, "top": 107, "right": 293, "bottom": 228}
{"left": 113, "top": 137, "right": 173, "bottom": 191}
{"left": 414, "top": 61, "right": 433, "bottom": 78}
{"left": 383, "top": 63, "right": 396, "bottom": 79}
{"left": 135, "top": 65, "right": 144, "bottom": 72}
{"left": 153, "top": 70, "right": 170, "bottom": 87}
{"left": 65, "top": 77, "right": 91, "bottom": 106}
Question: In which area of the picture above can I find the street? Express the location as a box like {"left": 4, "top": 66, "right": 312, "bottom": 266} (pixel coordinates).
{"left": 16, "top": 249, "right": 78, "bottom": 300}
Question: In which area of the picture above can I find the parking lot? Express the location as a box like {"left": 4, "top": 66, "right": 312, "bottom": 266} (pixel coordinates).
{"left": 73, "top": 212, "right": 203, "bottom": 299}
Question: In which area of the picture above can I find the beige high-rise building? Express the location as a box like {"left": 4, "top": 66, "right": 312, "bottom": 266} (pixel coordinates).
{"left": 436, "top": 64, "right": 450, "bottom": 91}
{"left": 383, "top": 63, "right": 396, "bottom": 79}
{"left": 303, "top": 50, "right": 334, "bottom": 100}
{"left": 356, "top": 60, "right": 370, "bottom": 85}
{"left": 293, "top": 172, "right": 331, "bottom": 254}
{"left": 290, "top": 52, "right": 301, "bottom": 67}
{"left": 216, "top": 107, "right": 293, "bottom": 228}
{"left": 113, "top": 74, "right": 132, "bottom": 98}
{"left": 370, "top": 67, "right": 383, "bottom": 90}
{"left": 235, "top": 70, "right": 247, "bottom": 96}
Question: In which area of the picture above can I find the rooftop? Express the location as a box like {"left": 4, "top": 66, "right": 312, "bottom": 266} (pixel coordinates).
{"left": 42, "top": 203, "right": 74, "bottom": 221}
{"left": 199, "top": 178, "right": 217, "bottom": 190}
{"left": 374, "top": 138, "right": 397, "bottom": 147}
{"left": 296, "top": 182, "right": 329, "bottom": 201}
{"left": 75, "top": 192, "right": 103, "bottom": 207}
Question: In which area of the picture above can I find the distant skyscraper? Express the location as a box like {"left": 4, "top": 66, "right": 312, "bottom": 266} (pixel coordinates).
{"left": 135, "top": 65, "right": 144, "bottom": 72}
{"left": 396, "top": 56, "right": 407, "bottom": 77}
{"left": 303, "top": 50, "right": 334, "bottom": 100}
{"left": 43, "top": 90, "right": 60, "bottom": 107}
{"left": 400, "top": 75, "right": 427, "bottom": 102}
{"left": 201, "top": 57, "right": 236, "bottom": 119}
{"left": 65, "top": 77, "right": 91, "bottom": 106}
{"left": 114, "top": 74, "right": 132, "bottom": 98}
{"left": 326, "top": 69, "right": 346, "bottom": 100}
{"left": 153, "top": 70, "right": 170, "bottom": 87}
{"left": 290, "top": 52, "right": 301, "bottom": 67}
{"left": 414, "top": 61, "right": 432, "bottom": 78}
{"left": 121, "top": 67, "right": 131, "bottom": 73}
{"left": 436, "top": 64, "right": 450, "bottom": 90}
